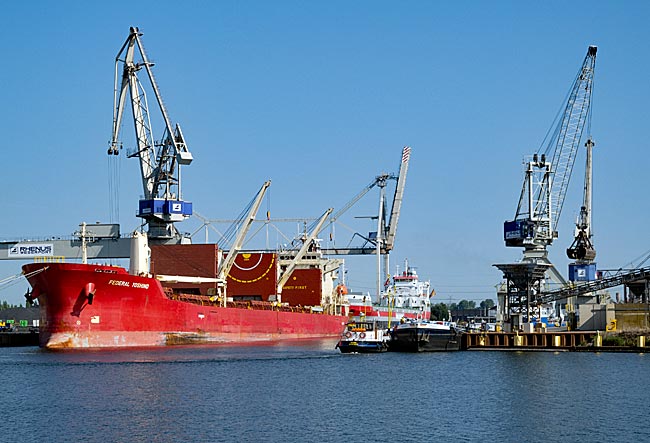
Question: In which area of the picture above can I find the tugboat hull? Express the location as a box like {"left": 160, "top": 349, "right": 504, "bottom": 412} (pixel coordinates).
{"left": 390, "top": 321, "right": 462, "bottom": 352}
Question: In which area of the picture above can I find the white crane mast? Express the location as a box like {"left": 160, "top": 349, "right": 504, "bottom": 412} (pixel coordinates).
{"left": 385, "top": 146, "right": 410, "bottom": 252}
{"left": 566, "top": 138, "right": 596, "bottom": 263}
{"left": 582, "top": 138, "right": 594, "bottom": 240}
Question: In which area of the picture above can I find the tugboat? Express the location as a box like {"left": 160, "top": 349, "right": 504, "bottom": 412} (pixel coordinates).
{"left": 336, "top": 321, "right": 390, "bottom": 353}
{"left": 389, "top": 319, "right": 464, "bottom": 352}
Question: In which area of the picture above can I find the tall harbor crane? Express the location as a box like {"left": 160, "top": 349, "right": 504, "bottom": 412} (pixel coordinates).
{"left": 374, "top": 146, "right": 410, "bottom": 298}
{"left": 503, "top": 46, "right": 597, "bottom": 285}
{"left": 385, "top": 146, "right": 410, "bottom": 255}
{"left": 320, "top": 147, "right": 410, "bottom": 297}
{"left": 109, "top": 27, "right": 193, "bottom": 241}
{"left": 322, "top": 147, "right": 410, "bottom": 255}
{"left": 496, "top": 46, "right": 597, "bottom": 330}
{"left": 1, "top": 27, "right": 195, "bottom": 263}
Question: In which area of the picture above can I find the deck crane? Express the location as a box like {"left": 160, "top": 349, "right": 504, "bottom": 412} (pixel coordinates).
{"left": 503, "top": 46, "right": 597, "bottom": 287}
{"left": 109, "top": 27, "right": 193, "bottom": 241}
{"left": 277, "top": 208, "right": 333, "bottom": 303}
{"left": 215, "top": 181, "right": 271, "bottom": 306}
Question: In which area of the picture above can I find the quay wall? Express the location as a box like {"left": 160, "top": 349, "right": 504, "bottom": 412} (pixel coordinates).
{"left": 463, "top": 330, "right": 648, "bottom": 352}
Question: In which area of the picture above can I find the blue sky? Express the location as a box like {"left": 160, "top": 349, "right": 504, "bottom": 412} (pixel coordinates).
{"left": 1, "top": 1, "right": 649, "bottom": 305}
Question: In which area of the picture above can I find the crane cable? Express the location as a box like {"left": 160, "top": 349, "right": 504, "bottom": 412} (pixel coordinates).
{"left": 107, "top": 141, "right": 121, "bottom": 225}
{"left": 217, "top": 191, "right": 259, "bottom": 249}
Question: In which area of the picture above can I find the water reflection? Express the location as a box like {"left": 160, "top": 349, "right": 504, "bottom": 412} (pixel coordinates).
{"left": 2, "top": 346, "right": 650, "bottom": 442}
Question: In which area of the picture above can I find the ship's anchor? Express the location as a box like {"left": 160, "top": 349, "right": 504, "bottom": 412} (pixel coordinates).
{"left": 24, "top": 289, "right": 33, "bottom": 306}
{"left": 84, "top": 283, "right": 96, "bottom": 305}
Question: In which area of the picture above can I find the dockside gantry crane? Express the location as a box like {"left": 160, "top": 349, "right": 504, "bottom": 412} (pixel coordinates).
{"left": 321, "top": 146, "right": 410, "bottom": 298}
{"left": 503, "top": 46, "right": 597, "bottom": 286}
{"left": 374, "top": 146, "right": 410, "bottom": 298}
{"left": 109, "top": 27, "right": 193, "bottom": 241}
{"left": 496, "top": 46, "right": 597, "bottom": 329}
{"left": 1, "top": 27, "right": 195, "bottom": 262}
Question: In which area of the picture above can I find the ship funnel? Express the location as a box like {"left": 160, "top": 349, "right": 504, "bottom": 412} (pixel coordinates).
{"left": 129, "top": 231, "right": 151, "bottom": 276}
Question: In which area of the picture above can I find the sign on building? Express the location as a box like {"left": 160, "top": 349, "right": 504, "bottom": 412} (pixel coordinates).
{"left": 8, "top": 243, "right": 54, "bottom": 257}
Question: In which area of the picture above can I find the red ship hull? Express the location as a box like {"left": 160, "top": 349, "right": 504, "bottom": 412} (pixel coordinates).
{"left": 23, "top": 262, "right": 347, "bottom": 349}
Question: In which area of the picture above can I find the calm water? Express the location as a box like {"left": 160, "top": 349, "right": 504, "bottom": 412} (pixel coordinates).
{"left": 2, "top": 340, "right": 649, "bottom": 442}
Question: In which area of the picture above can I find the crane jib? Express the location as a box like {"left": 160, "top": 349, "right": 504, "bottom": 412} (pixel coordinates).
{"left": 504, "top": 46, "right": 596, "bottom": 250}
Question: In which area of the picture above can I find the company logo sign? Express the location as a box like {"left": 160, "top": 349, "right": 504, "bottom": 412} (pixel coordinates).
{"left": 8, "top": 243, "right": 54, "bottom": 257}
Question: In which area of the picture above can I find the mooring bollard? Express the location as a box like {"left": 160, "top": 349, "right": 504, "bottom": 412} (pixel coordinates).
{"left": 514, "top": 332, "right": 524, "bottom": 347}
{"left": 594, "top": 331, "right": 602, "bottom": 347}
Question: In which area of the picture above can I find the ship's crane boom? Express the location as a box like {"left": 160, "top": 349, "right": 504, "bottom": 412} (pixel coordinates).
{"left": 217, "top": 181, "right": 271, "bottom": 281}
{"left": 385, "top": 146, "right": 410, "bottom": 252}
{"left": 504, "top": 46, "right": 597, "bottom": 251}
{"left": 277, "top": 208, "right": 333, "bottom": 299}
{"left": 110, "top": 27, "right": 193, "bottom": 240}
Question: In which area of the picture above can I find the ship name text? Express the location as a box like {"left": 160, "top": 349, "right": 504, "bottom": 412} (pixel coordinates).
{"left": 108, "top": 280, "right": 150, "bottom": 289}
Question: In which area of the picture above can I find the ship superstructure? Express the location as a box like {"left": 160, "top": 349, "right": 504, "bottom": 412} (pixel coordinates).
{"left": 348, "top": 260, "right": 432, "bottom": 327}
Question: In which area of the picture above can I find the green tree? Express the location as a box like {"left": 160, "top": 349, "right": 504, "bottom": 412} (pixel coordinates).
{"left": 430, "top": 303, "right": 449, "bottom": 321}
{"left": 0, "top": 300, "right": 22, "bottom": 310}
{"left": 457, "top": 299, "right": 476, "bottom": 310}
{"left": 479, "top": 299, "right": 495, "bottom": 309}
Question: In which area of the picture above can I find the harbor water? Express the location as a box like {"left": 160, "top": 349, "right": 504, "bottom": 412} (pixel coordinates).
{"left": 2, "top": 340, "right": 649, "bottom": 442}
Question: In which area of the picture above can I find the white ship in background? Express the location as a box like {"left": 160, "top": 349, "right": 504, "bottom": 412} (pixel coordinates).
{"left": 347, "top": 260, "right": 432, "bottom": 326}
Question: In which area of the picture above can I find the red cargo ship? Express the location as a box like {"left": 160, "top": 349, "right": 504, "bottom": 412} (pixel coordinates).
{"left": 23, "top": 243, "right": 348, "bottom": 349}
{"left": 19, "top": 28, "right": 351, "bottom": 349}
